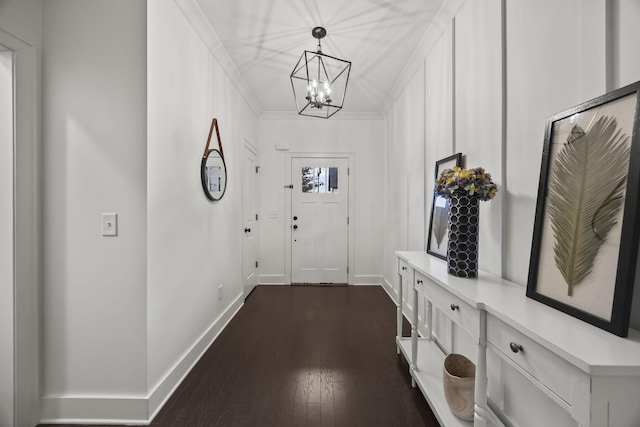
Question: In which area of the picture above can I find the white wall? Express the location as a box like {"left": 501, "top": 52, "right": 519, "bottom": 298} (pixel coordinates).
{"left": 610, "top": 0, "right": 640, "bottom": 90}
{"left": 455, "top": 0, "right": 503, "bottom": 277}
{"left": 504, "top": 0, "right": 595, "bottom": 285}
{"left": 384, "top": 0, "right": 640, "bottom": 315}
{"left": 382, "top": 0, "right": 640, "bottom": 425}
{"left": 147, "top": 0, "right": 258, "bottom": 416}
{"left": 383, "top": 106, "right": 398, "bottom": 296}
{"left": 0, "top": 0, "right": 41, "bottom": 47}
{"left": 406, "top": 64, "right": 426, "bottom": 252}
{"left": 40, "top": 0, "right": 148, "bottom": 421}
{"left": 258, "top": 116, "right": 383, "bottom": 285}
{"left": 36, "top": 0, "right": 259, "bottom": 422}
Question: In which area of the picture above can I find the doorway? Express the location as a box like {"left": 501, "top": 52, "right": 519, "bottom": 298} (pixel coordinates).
{"left": 0, "top": 30, "right": 39, "bottom": 427}
{"left": 290, "top": 156, "right": 349, "bottom": 284}
{"left": 242, "top": 143, "right": 259, "bottom": 298}
{"left": 0, "top": 49, "right": 14, "bottom": 427}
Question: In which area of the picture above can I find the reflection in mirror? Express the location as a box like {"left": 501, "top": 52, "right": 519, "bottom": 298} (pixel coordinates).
{"left": 302, "top": 167, "right": 338, "bottom": 193}
{"left": 201, "top": 149, "right": 227, "bottom": 201}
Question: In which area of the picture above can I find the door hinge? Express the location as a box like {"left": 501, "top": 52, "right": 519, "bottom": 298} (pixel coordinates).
{"left": 256, "top": 214, "right": 258, "bottom": 220}
{"left": 347, "top": 217, "right": 349, "bottom": 225}
{"left": 348, "top": 167, "right": 350, "bottom": 175}
{"left": 256, "top": 166, "right": 260, "bottom": 173}
{"left": 256, "top": 261, "right": 259, "bottom": 268}
{"left": 347, "top": 266, "right": 349, "bottom": 274}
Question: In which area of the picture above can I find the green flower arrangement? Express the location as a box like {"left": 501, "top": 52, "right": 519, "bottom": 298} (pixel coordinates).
{"left": 435, "top": 166, "right": 497, "bottom": 201}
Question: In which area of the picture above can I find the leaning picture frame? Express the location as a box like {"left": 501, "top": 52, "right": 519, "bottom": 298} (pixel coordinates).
{"left": 427, "top": 153, "right": 462, "bottom": 260}
{"left": 526, "top": 81, "right": 640, "bottom": 337}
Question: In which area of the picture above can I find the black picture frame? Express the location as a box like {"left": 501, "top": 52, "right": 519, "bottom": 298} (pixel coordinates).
{"left": 427, "top": 153, "right": 462, "bottom": 260}
{"left": 527, "top": 80, "right": 640, "bottom": 337}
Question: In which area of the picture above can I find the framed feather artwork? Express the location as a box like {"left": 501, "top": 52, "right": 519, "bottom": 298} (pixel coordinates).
{"left": 527, "top": 80, "right": 640, "bottom": 337}
{"left": 427, "top": 153, "right": 462, "bottom": 260}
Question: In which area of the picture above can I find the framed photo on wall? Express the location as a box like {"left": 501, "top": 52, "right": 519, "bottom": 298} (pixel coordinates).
{"left": 427, "top": 153, "right": 462, "bottom": 260}
{"left": 527, "top": 80, "right": 640, "bottom": 337}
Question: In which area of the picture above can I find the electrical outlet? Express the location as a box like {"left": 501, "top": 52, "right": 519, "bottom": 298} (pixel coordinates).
{"left": 269, "top": 209, "right": 278, "bottom": 219}
{"left": 218, "top": 284, "right": 223, "bottom": 301}
{"left": 102, "top": 213, "right": 117, "bottom": 236}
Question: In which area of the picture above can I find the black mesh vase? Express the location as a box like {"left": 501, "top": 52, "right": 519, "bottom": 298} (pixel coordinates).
{"left": 447, "top": 194, "right": 479, "bottom": 278}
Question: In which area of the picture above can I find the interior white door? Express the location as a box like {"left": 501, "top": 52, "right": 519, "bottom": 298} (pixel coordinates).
{"left": 242, "top": 145, "right": 258, "bottom": 298}
{"left": 291, "top": 157, "right": 349, "bottom": 284}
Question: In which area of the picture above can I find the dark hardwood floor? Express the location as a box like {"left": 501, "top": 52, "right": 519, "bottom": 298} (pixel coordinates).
{"left": 39, "top": 285, "right": 440, "bottom": 427}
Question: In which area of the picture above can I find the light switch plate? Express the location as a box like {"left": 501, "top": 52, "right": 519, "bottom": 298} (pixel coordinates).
{"left": 102, "top": 213, "right": 117, "bottom": 236}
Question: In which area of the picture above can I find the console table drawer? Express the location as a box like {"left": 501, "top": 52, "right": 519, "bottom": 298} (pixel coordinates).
{"left": 398, "top": 258, "right": 411, "bottom": 280}
{"left": 486, "top": 314, "right": 582, "bottom": 407}
{"left": 419, "top": 275, "right": 480, "bottom": 336}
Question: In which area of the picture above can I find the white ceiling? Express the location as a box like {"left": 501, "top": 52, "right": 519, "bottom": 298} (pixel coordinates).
{"left": 196, "top": 0, "right": 444, "bottom": 115}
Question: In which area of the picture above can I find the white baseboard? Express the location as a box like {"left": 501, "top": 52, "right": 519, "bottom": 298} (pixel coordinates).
{"left": 39, "top": 395, "right": 148, "bottom": 425}
{"left": 259, "top": 275, "right": 383, "bottom": 286}
{"left": 258, "top": 274, "right": 287, "bottom": 285}
{"left": 40, "top": 293, "right": 245, "bottom": 425}
{"left": 147, "top": 293, "right": 244, "bottom": 419}
{"left": 381, "top": 277, "right": 397, "bottom": 301}
{"left": 352, "top": 275, "right": 383, "bottom": 286}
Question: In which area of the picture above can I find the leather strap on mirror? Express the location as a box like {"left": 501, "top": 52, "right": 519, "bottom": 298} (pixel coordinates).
{"left": 202, "top": 118, "right": 224, "bottom": 159}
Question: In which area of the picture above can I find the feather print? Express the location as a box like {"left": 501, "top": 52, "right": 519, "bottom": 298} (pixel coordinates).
{"left": 547, "top": 116, "right": 630, "bottom": 296}
{"left": 433, "top": 200, "right": 448, "bottom": 249}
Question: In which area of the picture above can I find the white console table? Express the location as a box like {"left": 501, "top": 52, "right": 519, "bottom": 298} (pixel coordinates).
{"left": 395, "top": 251, "right": 640, "bottom": 427}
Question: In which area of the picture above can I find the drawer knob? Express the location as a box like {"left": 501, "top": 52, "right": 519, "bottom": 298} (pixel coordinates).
{"left": 450, "top": 304, "right": 459, "bottom": 311}
{"left": 416, "top": 279, "right": 423, "bottom": 284}
{"left": 402, "top": 266, "right": 407, "bottom": 271}
{"left": 510, "top": 342, "right": 524, "bottom": 354}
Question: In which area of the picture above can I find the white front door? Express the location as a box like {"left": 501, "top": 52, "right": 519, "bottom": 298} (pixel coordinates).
{"left": 242, "top": 144, "right": 259, "bottom": 298}
{"left": 291, "top": 157, "right": 349, "bottom": 284}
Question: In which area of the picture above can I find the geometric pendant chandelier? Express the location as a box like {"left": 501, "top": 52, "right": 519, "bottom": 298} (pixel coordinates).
{"left": 290, "top": 27, "right": 351, "bottom": 119}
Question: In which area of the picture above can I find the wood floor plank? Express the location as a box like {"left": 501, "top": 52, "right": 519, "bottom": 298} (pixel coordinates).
{"left": 37, "top": 286, "right": 440, "bottom": 427}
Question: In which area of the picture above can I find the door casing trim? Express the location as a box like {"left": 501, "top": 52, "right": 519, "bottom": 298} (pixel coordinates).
{"left": 242, "top": 140, "right": 259, "bottom": 298}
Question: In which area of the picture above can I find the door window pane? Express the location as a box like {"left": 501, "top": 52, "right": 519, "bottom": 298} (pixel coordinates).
{"left": 302, "top": 167, "right": 339, "bottom": 193}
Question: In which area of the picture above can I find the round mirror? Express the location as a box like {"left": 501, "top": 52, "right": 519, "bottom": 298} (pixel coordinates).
{"left": 201, "top": 149, "right": 227, "bottom": 201}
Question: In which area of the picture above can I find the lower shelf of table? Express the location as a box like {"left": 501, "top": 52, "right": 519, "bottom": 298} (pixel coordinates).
{"left": 398, "top": 337, "right": 473, "bottom": 427}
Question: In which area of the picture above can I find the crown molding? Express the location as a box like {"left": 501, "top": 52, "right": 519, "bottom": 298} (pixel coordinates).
{"left": 0, "top": 27, "right": 32, "bottom": 51}
{"left": 379, "top": 0, "right": 468, "bottom": 116}
{"left": 260, "top": 110, "right": 381, "bottom": 121}
{"left": 174, "top": 0, "right": 263, "bottom": 118}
